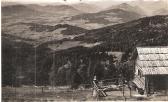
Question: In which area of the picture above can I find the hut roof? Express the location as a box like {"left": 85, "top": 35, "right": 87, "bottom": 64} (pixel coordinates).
{"left": 136, "top": 47, "right": 168, "bottom": 75}
{"left": 107, "top": 51, "right": 123, "bottom": 62}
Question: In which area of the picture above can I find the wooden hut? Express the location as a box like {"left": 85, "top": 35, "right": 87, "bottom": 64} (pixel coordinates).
{"left": 133, "top": 47, "right": 168, "bottom": 95}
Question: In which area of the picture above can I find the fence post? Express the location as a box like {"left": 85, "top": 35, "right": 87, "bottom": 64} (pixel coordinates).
{"left": 129, "top": 81, "right": 132, "bottom": 97}
{"left": 130, "top": 87, "right": 132, "bottom": 97}
{"left": 122, "top": 78, "right": 125, "bottom": 97}
{"left": 42, "top": 87, "right": 44, "bottom": 93}
{"left": 122, "top": 77, "right": 127, "bottom": 101}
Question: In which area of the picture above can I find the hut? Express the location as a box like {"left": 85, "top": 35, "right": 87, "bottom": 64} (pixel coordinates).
{"left": 133, "top": 47, "right": 168, "bottom": 95}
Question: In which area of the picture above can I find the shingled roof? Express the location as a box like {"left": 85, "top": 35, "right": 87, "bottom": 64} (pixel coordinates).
{"left": 136, "top": 46, "right": 168, "bottom": 75}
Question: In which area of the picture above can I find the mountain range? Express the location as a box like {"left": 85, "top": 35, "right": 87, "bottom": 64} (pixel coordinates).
{"left": 2, "top": 5, "right": 41, "bottom": 16}
{"left": 71, "top": 3, "right": 101, "bottom": 13}
{"left": 67, "top": 3, "right": 143, "bottom": 29}
{"left": 2, "top": 1, "right": 168, "bottom": 29}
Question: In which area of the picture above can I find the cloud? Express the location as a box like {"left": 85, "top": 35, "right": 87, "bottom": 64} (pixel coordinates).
{"left": 2, "top": 0, "right": 162, "bottom": 3}
{"left": 2, "top": 0, "right": 135, "bottom": 3}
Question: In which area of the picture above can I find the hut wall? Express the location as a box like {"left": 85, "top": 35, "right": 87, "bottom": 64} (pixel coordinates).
{"left": 146, "top": 75, "right": 168, "bottom": 93}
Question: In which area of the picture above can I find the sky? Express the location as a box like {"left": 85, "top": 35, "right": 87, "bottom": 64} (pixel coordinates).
{"left": 2, "top": 0, "right": 161, "bottom": 4}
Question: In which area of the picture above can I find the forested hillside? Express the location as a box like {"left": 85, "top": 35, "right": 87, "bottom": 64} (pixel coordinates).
{"left": 2, "top": 15, "right": 168, "bottom": 87}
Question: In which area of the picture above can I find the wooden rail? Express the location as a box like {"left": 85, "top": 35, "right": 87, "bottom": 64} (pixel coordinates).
{"left": 93, "top": 81, "right": 107, "bottom": 97}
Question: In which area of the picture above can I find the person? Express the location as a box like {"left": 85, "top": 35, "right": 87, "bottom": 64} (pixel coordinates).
{"left": 93, "top": 76, "right": 98, "bottom": 97}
